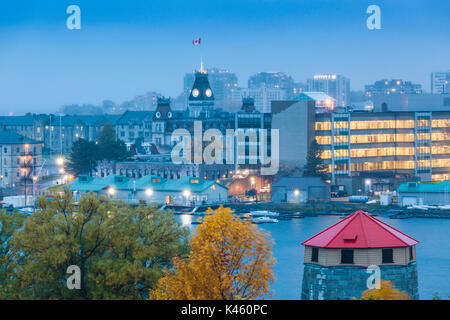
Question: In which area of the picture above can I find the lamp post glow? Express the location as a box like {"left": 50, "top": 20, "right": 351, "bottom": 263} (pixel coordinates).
{"left": 294, "top": 189, "right": 300, "bottom": 196}
{"left": 56, "top": 157, "right": 64, "bottom": 166}
{"left": 145, "top": 188, "right": 154, "bottom": 197}
{"left": 107, "top": 187, "right": 116, "bottom": 197}
{"left": 182, "top": 190, "right": 191, "bottom": 205}
{"left": 182, "top": 190, "right": 191, "bottom": 198}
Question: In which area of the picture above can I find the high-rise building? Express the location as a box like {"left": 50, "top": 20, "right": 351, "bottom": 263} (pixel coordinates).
{"left": 231, "top": 87, "right": 287, "bottom": 113}
{"left": 431, "top": 71, "right": 450, "bottom": 94}
{"left": 365, "top": 79, "right": 422, "bottom": 99}
{"left": 184, "top": 68, "right": 238, "bottom": 102}
{"left": 307, "top": 75, "right": 350, "bottom": 107}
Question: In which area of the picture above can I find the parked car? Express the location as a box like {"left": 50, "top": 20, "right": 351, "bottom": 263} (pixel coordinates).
{"left": 331, "top": 190, "right": 348, "bottom": 198}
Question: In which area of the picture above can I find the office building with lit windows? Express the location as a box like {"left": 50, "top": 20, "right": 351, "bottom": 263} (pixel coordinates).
{"left": 315, "top": 110, "right": 450, "bottom": 190}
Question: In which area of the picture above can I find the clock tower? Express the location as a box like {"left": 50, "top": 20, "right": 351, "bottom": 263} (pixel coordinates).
{"left": 188, "top": 60, "right": 215, "bottom": 118}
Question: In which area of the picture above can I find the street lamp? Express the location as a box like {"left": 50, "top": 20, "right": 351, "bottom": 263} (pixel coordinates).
{"left": 294, "top": 189, "right": 300, "bottom": 196}
{"left": 365, "top": 179, "right": 372, "bottom": 194}
{"left": 145, "top": 188, "right": 154, "bottom": 197}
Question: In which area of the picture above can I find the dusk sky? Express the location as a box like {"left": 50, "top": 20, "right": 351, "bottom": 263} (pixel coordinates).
{"left": 0, "top": 0, "right": 449, "bottom": 114}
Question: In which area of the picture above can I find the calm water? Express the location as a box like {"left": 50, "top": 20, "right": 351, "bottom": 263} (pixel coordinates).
{"left": 176, "top": 213, "right": 450, "bottom": 300}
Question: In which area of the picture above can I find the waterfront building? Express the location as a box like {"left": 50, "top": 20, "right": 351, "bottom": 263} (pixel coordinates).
{"left": 301, "top": 210, "right": 419, "bottom": 300}
{"left": 0, "top": 131, "right": 43, "bottom": 190}
{"left": 315, "top": 110, "right": 450, "bottom": 188}
{"left": 307, "top": 74, "right": 350, "bottom": 107}
{"left": 271, "top": 177, "right": 330, "bottom": 203}
{"left": 97, "top": 157, "right": 234, "bottom": 182}
{"left": 397, "top": 180, "right": 450, "bottom": 206}
{"left": 431, "top": 71, "right": 450, "bottom": 94}
{"left": 70, "top": 174, "right": 228, "bottom": 206}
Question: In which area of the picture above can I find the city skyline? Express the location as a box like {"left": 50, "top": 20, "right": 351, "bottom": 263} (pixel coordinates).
{"left": 1, "top": 0, "right": 449, "bottom": 114}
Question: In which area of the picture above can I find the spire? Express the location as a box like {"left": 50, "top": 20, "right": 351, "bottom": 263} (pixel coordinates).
{"left": 200, "top": 56, "right": 206, "bottom": 74}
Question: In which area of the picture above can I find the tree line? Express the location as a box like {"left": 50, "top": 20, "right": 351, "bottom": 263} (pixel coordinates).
{"left": 0, "top": 193, "right": 275, "bottom": 300}
{"left": 67, "top": 123, "right": 131, "bottom": 176}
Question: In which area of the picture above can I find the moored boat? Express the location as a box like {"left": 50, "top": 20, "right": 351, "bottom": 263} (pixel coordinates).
{"left": 252, "top": 216, "right": 279, "bottom": 224}
{"left": 249, "top": 210, "right": 279, "bottom": 217}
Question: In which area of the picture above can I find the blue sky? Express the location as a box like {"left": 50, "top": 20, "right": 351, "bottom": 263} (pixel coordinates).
{"left": 0, "top": 0, "right": 449, "bottom": 114}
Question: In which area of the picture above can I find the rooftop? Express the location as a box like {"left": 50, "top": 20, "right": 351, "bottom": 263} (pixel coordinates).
{"left": 0, "top": 116, "right": 34, "bottom": 126}
{"left": 398, "top": 181, "right": 450, "bottom": 193}
{"left": 0, "top": 131, "right": 41, "bottom": 145}
{"left": 293, "top": 92, "right": 335, "bottom": 102}
{"left": 70, "top": 174, "right": 228, "bottom": 193}
{"left": 302, "top": 210, "right": 418, "bottom": 248}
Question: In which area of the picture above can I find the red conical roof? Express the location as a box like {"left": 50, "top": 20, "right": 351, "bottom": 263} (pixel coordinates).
{"left": 301, "top": 210, "right": 419, "bottom": 248}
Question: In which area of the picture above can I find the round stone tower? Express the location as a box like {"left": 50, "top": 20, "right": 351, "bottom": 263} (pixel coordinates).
{"left": 301, "top": 210, "right": 419, "bottom": 300}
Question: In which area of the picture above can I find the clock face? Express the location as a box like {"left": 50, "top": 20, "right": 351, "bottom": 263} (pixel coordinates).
{"left": 205, "top": 88, "right": 212, "bottom": 97}
{"left": 192, "top": 89, "right": 199, "bottom": 97}
{"left": 155, "top": 111, "right": 161, "bottom": 118}
{"left": 167, "top": 111, "right": 172, "bottom": 118}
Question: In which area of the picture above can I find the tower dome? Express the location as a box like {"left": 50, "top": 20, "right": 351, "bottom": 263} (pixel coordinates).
{"left": 188, "top": 60, "right": 215, "bottom": 118}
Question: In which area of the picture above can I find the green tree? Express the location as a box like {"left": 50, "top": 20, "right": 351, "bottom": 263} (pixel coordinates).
{"left": 0, "top": 210, "right": 26, "bottom": 299}
{"left": 9, "top": 192, "right": 189, "bottom": 299}
{"left": 303, "top": 139, "right": 329, "bottom": 180}
{"left": 67, "top": 139, "right": 99, "bottom": 176}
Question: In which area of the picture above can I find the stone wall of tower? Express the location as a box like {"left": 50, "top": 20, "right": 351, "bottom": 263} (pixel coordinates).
{"left": 301, "top": 262, "right": 419, "bottom": 300}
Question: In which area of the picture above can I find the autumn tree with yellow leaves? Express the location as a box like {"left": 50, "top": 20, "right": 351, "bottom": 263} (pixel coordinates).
{"left": 151, "top": 206, "right": 276, "bottom": 300}
{"left": 358, "top": 280, "right": 411, "bottom": 300}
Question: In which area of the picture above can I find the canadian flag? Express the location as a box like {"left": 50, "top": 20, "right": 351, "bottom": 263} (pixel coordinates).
{"left": 192, "top": 38, "right": 201, "bottom": 45}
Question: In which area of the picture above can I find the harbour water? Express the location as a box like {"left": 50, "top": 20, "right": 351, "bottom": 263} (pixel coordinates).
{"left": 176, "top": 213, "right": 450, "bottom": 300}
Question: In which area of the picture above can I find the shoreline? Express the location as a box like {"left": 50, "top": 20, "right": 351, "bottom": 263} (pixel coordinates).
{"left": 172, "top": 201, "right": 450, "bottom": 220}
